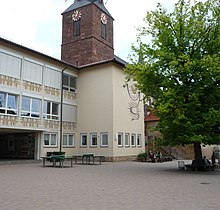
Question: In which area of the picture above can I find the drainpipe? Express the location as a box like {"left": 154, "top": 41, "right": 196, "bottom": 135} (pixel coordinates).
{"left": 59, "top": 66, "right": 68, "bottom": 152}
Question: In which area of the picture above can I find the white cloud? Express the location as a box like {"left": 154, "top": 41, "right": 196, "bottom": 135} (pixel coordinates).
{"left": 0, "top": 0, "right": 178, "bottom": 61}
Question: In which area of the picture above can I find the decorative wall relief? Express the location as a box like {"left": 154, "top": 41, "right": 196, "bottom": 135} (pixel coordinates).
{"left": 125, "top": 80, "right": 141, "bottom": 120}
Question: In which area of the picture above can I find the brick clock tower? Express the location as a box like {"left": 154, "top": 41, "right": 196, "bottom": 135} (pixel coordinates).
{"left": 61, "top": 0, "right": 114, "bottom": 67}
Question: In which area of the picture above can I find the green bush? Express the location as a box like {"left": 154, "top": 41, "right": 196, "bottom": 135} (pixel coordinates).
{"left": 137, "top": 152, "right": 147, "bottom": 162}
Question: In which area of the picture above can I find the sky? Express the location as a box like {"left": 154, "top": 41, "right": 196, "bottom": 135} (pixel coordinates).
{"left": 0, "top": 0, "right": 177, "bottom": 62}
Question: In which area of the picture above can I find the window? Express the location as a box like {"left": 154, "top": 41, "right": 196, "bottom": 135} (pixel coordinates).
{"left": 125, "top": 133, "right": 130, "bottom": 147}
{"left": 131, "top": 133, "right": 136, "bottom": 147}
{"left": 80, "top": 133, "right": 87, "bottom": 147}
{"left": 90, "top": 133, "right": 98, "bottom": 147}
{"left": 73, "top": 20, "right": 80, "bottom": 36}
{"left": 137, "top": 134, "right": 142, "bottom": 147}
{"left": 117, "top": 132, "right": 123, "bottom": 147}
{"left": 21, "top": 96, "right": 41, "bottom": 118}
{"left": 0, "top": 52, "right": 21, "bottom": 79}
{"left": 0, "top": 92, "right": 18, "bottom": 115}
{"left": 101, "top": 22, "right": 106, "bottom": 39}
{"left": 63, "top": 134, "right": 75, "bottom": 147}
{"left": 63, "top": 74, "right": 77, "bottom": 92}
{"left": 44, "top": 133, "right": 57, "bottom": 147}
{"left": 43, "top": 101, "right": 59, "bottom": 120}
{"left": 101, "top": 132, "right": 108, "bottom": 147}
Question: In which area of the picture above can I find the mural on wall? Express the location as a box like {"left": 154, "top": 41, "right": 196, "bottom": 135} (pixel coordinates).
{"left": 124, "top": 80, "right": 141, "bottom": 120}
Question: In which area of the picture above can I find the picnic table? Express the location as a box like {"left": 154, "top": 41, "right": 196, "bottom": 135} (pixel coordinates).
{"left": 41, "top": 155, "right": 75, "bottom": 167}
{"left": 41, "top": 151, "right": 75, "bottom": 168}
{"left": 73, "top": 154, "right": 105, "bottom": 165}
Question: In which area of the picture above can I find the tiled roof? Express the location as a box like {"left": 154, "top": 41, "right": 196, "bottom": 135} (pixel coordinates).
{"left": 62, "top": 0, "right": 113, "bottom": 18}
{"left": 144, "top": 112, "right": 159, "bottom": 122}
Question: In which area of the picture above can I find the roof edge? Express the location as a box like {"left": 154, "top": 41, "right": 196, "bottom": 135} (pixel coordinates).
{"left": 0, "top": 37, "right": 79, "bottom": 69}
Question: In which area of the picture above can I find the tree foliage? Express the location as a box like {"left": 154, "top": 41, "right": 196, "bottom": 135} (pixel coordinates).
{"left": 126, "top": 0, "right": 220, "bottom": 149}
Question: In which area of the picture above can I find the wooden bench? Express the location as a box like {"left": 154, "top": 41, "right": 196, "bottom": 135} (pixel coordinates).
{"left": 162, "top": 155, "right": 173, "bottom": 162}
{"left": 185, "top": 164, "right": 215, "bottom": 171}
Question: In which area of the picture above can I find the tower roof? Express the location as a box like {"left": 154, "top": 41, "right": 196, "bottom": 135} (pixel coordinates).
{"left": 62, "top": 0, "right": 113, "bottom": 18}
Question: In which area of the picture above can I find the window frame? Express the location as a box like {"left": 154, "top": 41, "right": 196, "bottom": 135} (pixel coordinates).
{"left": 125, "top": 133, "right": 130, "bottom": 147}
{"left": 137, "top": 134, "right": 142, "bottom": 147}
{"left": 0, "top": 92, "right": 18, "bottom": 116}
{"left": 63, "top": 74, "right": 77, "bottom": 93}
{"left": 117, "top": 132, "right": 123, "bottom": 147}
{"left": 80, "top": 133, "right": 87, "bottom": 147}
{"left": 21, "top": 96, "right": 41, "bottom": 118}
{"left": 73, "top": 19, "right": 81, "bottom": 36}
{"left": 101, "top": 22, "right": 107, "bottom": 39}
{"left": 101, "top": 132, "right": 108, "bottom": 147}
{"left": 43, "top": 101, "right": 59, "bottom": 120}
{"left": 90, "top": 133, "right": 98, "bottom": 147}
{"left": 131, "top": 133, "right": 136, "bottom": 147}
{"left": 63, "top": 133, "right": 75, "bottom": 147}
{"left": 43, "top": 133, "right": 57, "bottom": 147}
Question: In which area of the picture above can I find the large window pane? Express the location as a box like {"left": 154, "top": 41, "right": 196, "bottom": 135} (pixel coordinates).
{"left": 70, "top": 77, "right": 76, "bottom": 88}
{"left": 22, "top": 97, "right": 30, "bottom": 112}
{"left": 44, "top": 101, "right": 50, "bottom": 114}
{"left": 69, "top": 135, "right": 73, "bottom": 145}
{"left": 0, "top": 93, "right": 6, "bottom": 108}
{"left": 32, "top": 98, "right": 40, "bottom": 113}
{"left": 8, "top": 94, "right": 17, "bottom": 109}
{"left": 81, "top": 134, "right": 87, "bottom": 146}
{"left": 101, "top": 133, "right": 108, "bottom": 146}
{"left": 63, "top": 74, "right": 69, "bottom": 86}
{"left": 52, "top": 103, "right": 58, "bottom": 115}
{"left": 90, "top": 133, "right": 97, "bottom": 146}
{"left": 44, "top": 134, "right": 49, "bottom": 145}
{"left": 51, "top": 134, "right": 57, "bottom": 145}
{"left": 63, "top": 135, "right": 67, "bottom": 146}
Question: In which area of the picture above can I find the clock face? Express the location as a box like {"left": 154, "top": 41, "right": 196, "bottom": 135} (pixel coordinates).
{"left": 72, "top": 10, "right": 82, "bottom": 21}
{"left": 101, "top": 13, "right": 107, "bottom": 24}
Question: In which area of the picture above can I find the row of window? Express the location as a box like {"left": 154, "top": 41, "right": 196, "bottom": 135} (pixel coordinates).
{"left": 0, "top": 51, "right": 77, "bottom": 90}
{"left": 80, "top": 133, "right": 108, "bottom": 147}
{"left": 0, "top": 92, "right": 59, "bottom": 119}
{"left": 82, "top": 132, "right": 142, "bottom": 148}
{"left": 43, "top": 132, "right": 142, "bottom": 148}
{"left": 44, "top": 133, "right": 74, "bottom": 147}
{"left": 117, "top": 133, "right": 142, "bottom": 147}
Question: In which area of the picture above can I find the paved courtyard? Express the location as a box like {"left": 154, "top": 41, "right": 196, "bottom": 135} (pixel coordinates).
{"left": 0, "top": 160, "right": 220, "bottom": 210}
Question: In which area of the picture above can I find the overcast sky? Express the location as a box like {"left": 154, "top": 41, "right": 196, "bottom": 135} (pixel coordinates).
{"left": 0, "top": 0, "right": 177, "bottom": 61}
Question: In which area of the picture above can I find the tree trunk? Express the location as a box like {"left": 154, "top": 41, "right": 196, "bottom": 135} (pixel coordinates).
{"left": 192, "top": 142, "right": 203, "bottom": 165}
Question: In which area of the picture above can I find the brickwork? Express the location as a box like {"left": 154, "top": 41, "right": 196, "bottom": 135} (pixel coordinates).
{"left": 61, "top": 4, "right": 114, "bottom": 66}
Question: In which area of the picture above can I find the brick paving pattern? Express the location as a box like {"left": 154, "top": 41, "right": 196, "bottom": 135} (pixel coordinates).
{"left": 0, "top": 160, "right": 220, "bottom": 210}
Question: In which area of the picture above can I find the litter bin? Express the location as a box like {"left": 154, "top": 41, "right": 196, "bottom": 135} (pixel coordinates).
{"left": 178, "top": 161, "right": 185, "bottom": 170}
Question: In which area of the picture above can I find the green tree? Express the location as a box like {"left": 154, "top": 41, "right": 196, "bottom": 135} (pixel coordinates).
{"left": 126, "top": 0, "right": 220, "bottom": 162}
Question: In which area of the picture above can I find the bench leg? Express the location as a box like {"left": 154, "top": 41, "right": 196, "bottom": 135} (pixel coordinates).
{"left": 53, "top": 159, "right": 56, "bottom": 167}
{"left": 43, "top": 158, "right": 46, "bottom": 167}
